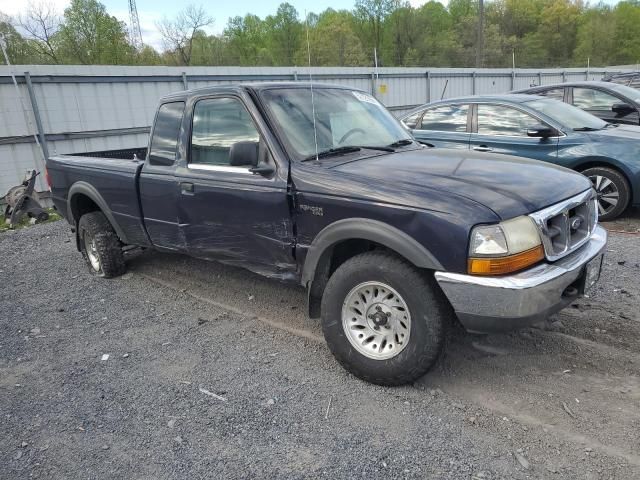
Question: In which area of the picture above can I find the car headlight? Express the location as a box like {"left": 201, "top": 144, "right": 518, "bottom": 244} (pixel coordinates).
{"left": 468, "top": 216, "right": 544, "bottom": 275}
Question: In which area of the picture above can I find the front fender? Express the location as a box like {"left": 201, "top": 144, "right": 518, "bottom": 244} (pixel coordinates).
{"left": 300, "top": 217, "right": 444, "bottom": 287}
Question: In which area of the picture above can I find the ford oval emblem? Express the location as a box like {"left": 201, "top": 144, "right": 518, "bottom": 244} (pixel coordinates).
{"left": 570, "top": 217, "right": 582, "bottom": 230}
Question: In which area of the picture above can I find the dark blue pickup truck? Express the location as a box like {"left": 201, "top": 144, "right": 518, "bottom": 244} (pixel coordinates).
{"left": 47, "top": 83, "right": 607, "bottom": 386}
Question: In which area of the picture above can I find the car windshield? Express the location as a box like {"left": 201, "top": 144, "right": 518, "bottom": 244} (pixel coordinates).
{"left": 260, "top": 87, "right": 412, "bottom": 160}
{"left": 524, "top": 98, "right": 608, "bottom": 130}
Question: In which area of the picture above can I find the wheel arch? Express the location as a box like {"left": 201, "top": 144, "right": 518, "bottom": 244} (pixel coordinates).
{"left": 571, "top": 157, "right": 633, "bottom": 186}
{"left": 302, "top": 218, "right": 443, "bottom": 318}
{"left": 68, "top": 182, "right": 129, "bottom": 247}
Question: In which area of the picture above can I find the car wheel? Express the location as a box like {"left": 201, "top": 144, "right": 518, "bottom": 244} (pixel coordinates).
{"left": 320, "top": 251, "right": 450, "bottom": 386}
{"left": 581, "top": 167, "right": 630, "bottom": 221}
{"left": 78, "top": 212, "right": 126, "bottom": 278}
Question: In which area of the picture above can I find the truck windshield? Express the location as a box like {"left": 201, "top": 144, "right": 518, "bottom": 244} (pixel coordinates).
{"left": 524, "top": 98, "right": 608, "bottom": 131}
{"left": 261, "top": 87, "right": 413, "bottom": 161}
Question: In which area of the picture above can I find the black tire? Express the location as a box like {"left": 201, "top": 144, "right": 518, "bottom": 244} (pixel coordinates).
{"left": 78, "top": 211, "right": 126, "bottom": 278}
{"left": 320, "top": 251, "right": 450, "bottom": 386}
{"left": 580, "top": 166, "right": 630, "bottom": 221}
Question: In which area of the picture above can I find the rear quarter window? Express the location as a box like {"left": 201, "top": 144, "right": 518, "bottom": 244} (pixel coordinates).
{"left": 149, "top": 102, "right": 185, "bottom": 166}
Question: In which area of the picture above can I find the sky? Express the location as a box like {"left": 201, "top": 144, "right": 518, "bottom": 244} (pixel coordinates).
{"left": 0, "top": 0, "right": 624, "bottom": 51}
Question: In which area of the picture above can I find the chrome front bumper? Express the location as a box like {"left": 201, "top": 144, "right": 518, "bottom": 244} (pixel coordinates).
{"left": 435, "top": 225, "right": 607, "bottom": 333}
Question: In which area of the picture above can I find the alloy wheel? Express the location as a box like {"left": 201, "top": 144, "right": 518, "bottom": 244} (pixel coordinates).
{"left": 341, "top": 281, "right": 411, "bottom": 360}
{"left": 589, "top": 174, "right": 619, "bottom": 217}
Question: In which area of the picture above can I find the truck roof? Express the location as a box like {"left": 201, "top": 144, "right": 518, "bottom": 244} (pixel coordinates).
{"left": 160, "top": 82, "right": 355, "bottom": 102}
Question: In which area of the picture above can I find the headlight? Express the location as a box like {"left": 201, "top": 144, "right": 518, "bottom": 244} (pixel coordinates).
{"left": 468, "top": 216, "right": 544, "bottom": 275}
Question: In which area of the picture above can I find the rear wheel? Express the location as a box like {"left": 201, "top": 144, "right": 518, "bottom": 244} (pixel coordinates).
{"left": 78, "top": 212, "right": 126, "bottom": 278}
{"left": 581, "top": 166, "right": 630, "bottom": 221}
{"left": 321, "top": 251, "right": 449, "bottom": 386}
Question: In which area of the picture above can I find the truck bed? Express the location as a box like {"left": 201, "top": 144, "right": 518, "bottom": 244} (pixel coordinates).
{"left": 69, "top": 147, "right": 147, "bottom": 161}
{"left": 47, "top": 151, "right": 150, "bottom": 246}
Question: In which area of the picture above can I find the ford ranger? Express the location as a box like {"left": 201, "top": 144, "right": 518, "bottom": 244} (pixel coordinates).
{"left": 46, "top": 83, "right": 607, "bottom": 386}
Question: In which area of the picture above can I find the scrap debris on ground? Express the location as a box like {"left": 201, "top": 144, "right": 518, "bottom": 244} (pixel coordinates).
{"left": 1, "top": 213, "right": 639, "bottom": 479}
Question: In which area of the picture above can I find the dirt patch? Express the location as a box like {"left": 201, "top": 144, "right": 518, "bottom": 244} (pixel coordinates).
{"left": 1, "top": 220, "right": 639, "bottom": 479}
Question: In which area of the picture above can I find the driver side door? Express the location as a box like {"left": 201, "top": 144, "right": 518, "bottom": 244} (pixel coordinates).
{"left": 175, "top": 95, "right": 296, "bottom": 279}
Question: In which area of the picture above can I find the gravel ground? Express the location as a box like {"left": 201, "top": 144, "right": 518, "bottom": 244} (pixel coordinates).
{"left": 1, "top": 215, "right": 639, "bottom": 479}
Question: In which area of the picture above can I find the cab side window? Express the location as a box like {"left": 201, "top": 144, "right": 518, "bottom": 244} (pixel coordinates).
{"left": 477, "top": 104, "right": 540, "bottom": 137}
{"left": 572, "top": 88, "right": 620, "bottom": 111}
{"left": 148, "top": 102, "right": 185, "bottom": 166}
{"left": 538, "top": 88, "right": 565, "bottom": 102}
{"left": 190, "top": 97, "right": 260, "bottom": 167}
{"left": 419, "top": 104, "right": 469, "bottom": 132}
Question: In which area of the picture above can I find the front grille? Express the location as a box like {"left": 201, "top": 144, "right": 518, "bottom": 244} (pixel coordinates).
{"left": 529, "top": 190, "right": 598, "bottom": 261}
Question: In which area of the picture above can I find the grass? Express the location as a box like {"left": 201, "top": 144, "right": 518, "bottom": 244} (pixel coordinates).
{"left": 0, "top": 208, "right": 62, "bottom": 233}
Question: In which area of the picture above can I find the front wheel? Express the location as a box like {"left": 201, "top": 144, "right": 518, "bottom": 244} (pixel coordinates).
{"left": 320, "top": 251, "right": 449, "bottom": 386}
{"left": 581, "top": 166, "right": 630, "bottom": 221}
{"left": 78, "top": 212, "right": 126, "bottom": 278}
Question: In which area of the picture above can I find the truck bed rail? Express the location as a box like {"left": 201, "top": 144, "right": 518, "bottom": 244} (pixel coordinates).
{"left": 70, "top": 147, "right": 147, "bottom": 161}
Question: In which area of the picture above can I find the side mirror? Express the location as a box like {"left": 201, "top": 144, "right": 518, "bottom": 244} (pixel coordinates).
{"left": 229, "top": 141, "right": 259, "bottom": 167}
{"left": 527, "top": 124, "right": 557, "bottom": 138}
{"left": 612, "top": 102, "right": 635, "bottom": 115}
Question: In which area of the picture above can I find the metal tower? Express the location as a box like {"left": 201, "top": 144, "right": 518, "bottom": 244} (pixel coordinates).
{"left": 128, "top": 0, "right": 143, "bottom": 49}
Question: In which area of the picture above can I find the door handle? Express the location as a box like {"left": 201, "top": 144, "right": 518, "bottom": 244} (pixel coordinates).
{"left": 180, "top": 182, "right": 194, "bottom": 193}
{"left": 473, "top": 146, "right": 493, "bottom": 152}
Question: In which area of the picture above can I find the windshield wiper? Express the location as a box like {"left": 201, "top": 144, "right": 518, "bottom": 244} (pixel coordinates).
{"left": 573, "top": 126, "right": 603, "bottom": 131}
{"left": 387, "top": 138, "right": 414, "bottom": 148}
{"left": 605, "top": 123, "right": 619, "bottom": 128}
{"left": 301, "top": 145, "right": 394, "bottom": 162}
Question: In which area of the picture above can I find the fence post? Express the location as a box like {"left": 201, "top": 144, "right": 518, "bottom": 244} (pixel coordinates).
{"left": 562, "top": 71, "right": 566, "bottom": 83}
{"left": 24, "top": 71, "right": 50, "bottom": 163}
{"left": 371, "top": 72, "right": 376, "bottom": 98}
{"left": 426, "top": 71, "right": 431, "bottom": 103}
{"left": 472, "top": 71, "right": 477, "bottom": 95}
{"left": 538, "top": 71, "right": 542, "bottom": 86}
{"left": 293, "top": 70, "right": 298, "bottom": 81}
{"left": 511, "top": 70, "right": 515, "bottom": 90}
{"left": 182, "top": 72, "right": 188, "bottom": 90}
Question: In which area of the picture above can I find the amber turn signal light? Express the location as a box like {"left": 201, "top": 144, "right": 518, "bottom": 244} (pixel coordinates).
{"left": 468, "top": 245, "right": 545, "bottom": 276}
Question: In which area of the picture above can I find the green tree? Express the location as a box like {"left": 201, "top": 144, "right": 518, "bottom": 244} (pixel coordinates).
{"left": 265, "top": 3, "right": 302, "bottom": 66}
{"left": 298, "top": 9, "right": 367, "bottom": 66}
{"left": 224, "top": 14, "right": 271, "bottom": 65}
{"left": 384, "top": 2, "right": 419, "bottom": 66}
{"left": 537, "top": 0, "right": 582, "bottom": 66}
{"left": 135, "top": 45, "right": 162, "bottom": 65}
{"left": 573, "top": 5, "right": 615, "bottom": 67}
{"left": 58, "top": 0, "right": 134, "bottom": 64}
{"left": 612, "top": 0, "right": 640, "bottom": 65}
{"left": 354, "top": 0, "right": 396, "bottom": 64}
{"left": 0, "top": 12, "right": 35, "bottom": 64}
{"left": 413, "top": 1, "right": 458, "bottom": 66}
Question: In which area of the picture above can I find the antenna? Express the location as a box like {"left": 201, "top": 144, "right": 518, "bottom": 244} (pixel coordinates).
{"left": 128, "top": 0, "right": 143, "bottom": 50}
{"left": 305, "top": 11, "right": 319, "bottom": 163}
{"left": 440, "top": 79, "right": 448, "bottom": 100}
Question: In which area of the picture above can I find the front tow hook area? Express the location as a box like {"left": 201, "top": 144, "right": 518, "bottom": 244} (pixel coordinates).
{"left": 562, "top": 285, "right": 579, "bottom": 299}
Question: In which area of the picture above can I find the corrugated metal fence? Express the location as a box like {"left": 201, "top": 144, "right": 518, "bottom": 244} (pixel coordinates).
{"left": 0, "top": 65, "right": 632, "bottom": 196}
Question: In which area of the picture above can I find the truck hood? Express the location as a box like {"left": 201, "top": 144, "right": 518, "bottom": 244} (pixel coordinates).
{"left": 329, "top": 148, "right": 592, "bottom": 220}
